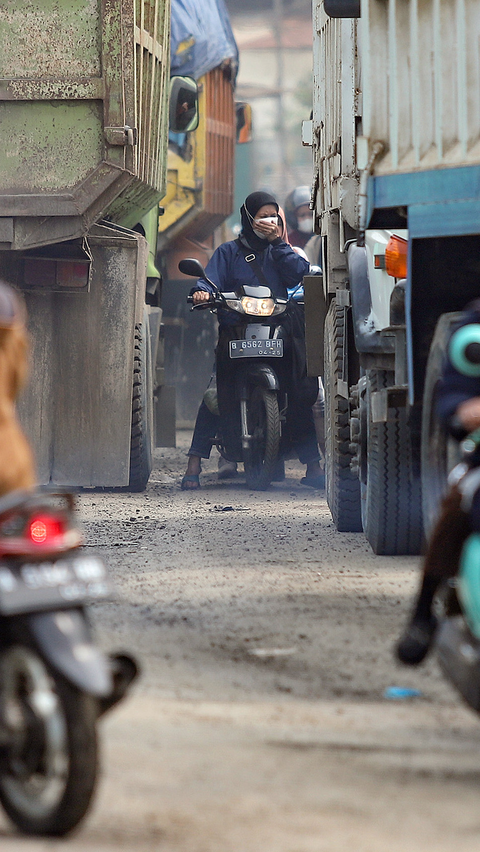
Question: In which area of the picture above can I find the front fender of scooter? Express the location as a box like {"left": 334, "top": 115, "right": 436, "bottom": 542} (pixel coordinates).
{"left": 27, "top": 609, "right": 113, "bottom": 698}
{"left": 240, "top": 363, "right": 280, "bottom": 393}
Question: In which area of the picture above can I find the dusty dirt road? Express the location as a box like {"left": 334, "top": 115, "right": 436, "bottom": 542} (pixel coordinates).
{"left": 2, "top": 432, "right": 480, "bottom": 851}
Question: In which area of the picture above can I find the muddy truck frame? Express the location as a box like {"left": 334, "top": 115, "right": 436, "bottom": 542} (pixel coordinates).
{"left": 0, "top": 0, "right": 197, "bottom": 490}
{"left": 303, "top": 0, "right": 480, "bottom": 554}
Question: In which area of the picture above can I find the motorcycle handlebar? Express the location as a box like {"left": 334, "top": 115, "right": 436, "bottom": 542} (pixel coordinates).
{"left": 187, "top": 293, "right": 219, "bottom": 309}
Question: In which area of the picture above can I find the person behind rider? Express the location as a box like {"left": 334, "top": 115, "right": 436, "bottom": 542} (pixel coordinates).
{"left": 284, "top": 189, "right": 325, "bottom": 461}
{"left": 284, "top": 186, "right": 314, "bottom": 250}
{"left": 181, "top": 190, "right": 323, "bottom": 490}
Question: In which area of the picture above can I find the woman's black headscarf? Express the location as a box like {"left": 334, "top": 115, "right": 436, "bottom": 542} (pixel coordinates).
{"left": 240, "top": 191, "right": 279, "bottom": 251}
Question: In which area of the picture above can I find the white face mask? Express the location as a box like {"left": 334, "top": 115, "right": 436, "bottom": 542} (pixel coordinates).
{"left": 297, "top": 217, "right": 313, "bottom": 234}
{"left": 252, "top": 216, "right": 278, "bottom": 239}
{"left": 252, "top": 228, "right": 267, "bottom": 239}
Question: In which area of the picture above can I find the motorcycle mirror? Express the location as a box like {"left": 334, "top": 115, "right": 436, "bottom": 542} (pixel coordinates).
{"left": 178, "top": 258, "right": 206, "bottom": 278}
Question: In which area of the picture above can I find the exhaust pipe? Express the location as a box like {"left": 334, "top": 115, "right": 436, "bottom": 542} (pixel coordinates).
{"left": 99, "top": 653, "right": 139, "bottom": 716}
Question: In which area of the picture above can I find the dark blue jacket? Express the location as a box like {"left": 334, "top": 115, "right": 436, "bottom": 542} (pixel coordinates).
{"left": 193, "top": 237, "right": 309, "bottom": 326}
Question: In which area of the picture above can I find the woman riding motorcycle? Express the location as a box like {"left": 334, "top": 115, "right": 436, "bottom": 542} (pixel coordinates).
{"left": 181, "top": 190, "right": 322, "bottom": 490}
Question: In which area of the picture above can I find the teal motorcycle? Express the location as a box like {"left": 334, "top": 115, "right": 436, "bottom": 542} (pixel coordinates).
{"left": 436, "top": 428, "right": 480, "bottom": 713}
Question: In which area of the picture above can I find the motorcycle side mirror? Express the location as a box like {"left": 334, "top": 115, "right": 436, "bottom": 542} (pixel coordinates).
{"left": 178, "top": 258, "right": 206, "bottom": 278}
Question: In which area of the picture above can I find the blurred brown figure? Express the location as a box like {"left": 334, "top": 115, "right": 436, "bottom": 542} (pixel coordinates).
{"left": 0, "top": 280, "right": 35, "bottom": 495}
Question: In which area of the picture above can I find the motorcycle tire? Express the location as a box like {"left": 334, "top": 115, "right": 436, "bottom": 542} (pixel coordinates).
{"left": 421, "top": 312, "right": 461, "bottom": 539}
{"left": 0, "top": 644, "right": 98, "bottom": 836}
{"left": 244, "top": 386, "right": 280, "bottom": 490}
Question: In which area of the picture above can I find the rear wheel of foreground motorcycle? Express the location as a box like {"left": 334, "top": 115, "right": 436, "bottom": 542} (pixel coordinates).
{"left": 244, "top": 386, "right": 280, "bottom": 490}
{"left": 129, "top": 315, "right": 154, "bottom": 492}
{"left": 323, "top": 299, "right": 362, "bottom": 531}
{"left": 363, "top": 369, "right": 423, "bottom": 555}
{"left": 421, "top": 312, "right": 461, "bottom": 539}
{"left": 0, "top": 645, "right": 98, "bottom": 836}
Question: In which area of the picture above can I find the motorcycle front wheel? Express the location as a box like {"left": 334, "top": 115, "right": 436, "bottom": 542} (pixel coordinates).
{"left": 0, "top": 644, "right": 98, "bottom": 836}
{"left": 244, "top": 386, "right": 280, "bottom": 490}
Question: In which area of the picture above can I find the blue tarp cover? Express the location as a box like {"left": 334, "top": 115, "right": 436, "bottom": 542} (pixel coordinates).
{"left": 170, "top": 0, "right": 238, "bottom": 81}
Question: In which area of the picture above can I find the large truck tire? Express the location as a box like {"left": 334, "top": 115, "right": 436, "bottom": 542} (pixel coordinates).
{"left": 129, "top": 316, "right": 154, "bottom": 492}
{"left": 363, "top": 370, "right": 423, "bottom": 555}
{"left": 421, "top": 312, "right": 461, "bottom": 539}
{"left": 324, "top": 299, "right": 363, "bottom": 532}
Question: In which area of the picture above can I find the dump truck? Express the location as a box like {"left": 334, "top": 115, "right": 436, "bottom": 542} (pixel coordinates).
{"left": 0, "top": 0, "right": 198, "bottom": 489}
{"left": 303, "top": 0, "right": 480, "bottom": 554}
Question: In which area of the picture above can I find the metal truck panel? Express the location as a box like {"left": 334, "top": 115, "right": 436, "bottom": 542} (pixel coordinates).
{"left": 203, "top": 67, "right": 236, "bottom": 222}
{"left": 0, "top": 0, "right": 170, "bottom": 250}
{"left": 313, "top": 8, "right": 358, "bottom": 229}
{"left": 105, "top": 0, "right": 170, "bottom": 227}
{"left": 360, "top": 0, "right": 480, "bottom": 176}
{"left": 14, "top": 224, "right": 147, "bottom": 487}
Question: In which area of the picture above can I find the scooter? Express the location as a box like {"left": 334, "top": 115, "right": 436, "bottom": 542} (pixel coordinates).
{"left": 179, "top": 257, "right": 298, "bottom": 490}
{"left": 0, "top": 488, "right": 137, "bottom": 836}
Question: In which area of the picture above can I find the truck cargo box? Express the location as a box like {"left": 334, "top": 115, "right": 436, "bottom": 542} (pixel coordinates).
{"left": 360, "top": 0, "right": 480, "bottom": 177}
{"left": 0, "top": 0, "right": 170, "bottom": 251}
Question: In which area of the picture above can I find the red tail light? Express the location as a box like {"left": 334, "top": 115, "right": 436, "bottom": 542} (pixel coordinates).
{"left": 27, "top": 514, "right": 65, "bottom": 545}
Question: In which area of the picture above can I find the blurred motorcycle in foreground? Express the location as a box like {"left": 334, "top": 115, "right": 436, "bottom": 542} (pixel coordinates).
{"left": 434, "top": 428, "right": 480, "bottom": 713}
{"left": 0, "top": 488, "right": 137, "bottom": 836}
{"left": 398, "top": 425, "right": 480, "bottom": 715}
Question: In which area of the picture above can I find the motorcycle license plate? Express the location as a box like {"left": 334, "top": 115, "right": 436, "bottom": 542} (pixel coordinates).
{"left": 0, "top": 555, "right": 111, "bottom": 616}
{"left": 229, "top": 339, "right": 283, "bottom": 358}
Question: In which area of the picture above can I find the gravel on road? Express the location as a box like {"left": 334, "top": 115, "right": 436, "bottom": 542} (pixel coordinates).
{"left": 2, "top": 432, "right": 480, "bottom": 852}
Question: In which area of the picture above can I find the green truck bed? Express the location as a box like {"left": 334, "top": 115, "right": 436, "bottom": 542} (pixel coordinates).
{"left": 0, "top": 0, "right": 170, "bottom": 250}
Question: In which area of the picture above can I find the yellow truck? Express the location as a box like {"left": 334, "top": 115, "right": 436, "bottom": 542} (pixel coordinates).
{"left": 158, "top": 0, "right": 247, "bottom": 425}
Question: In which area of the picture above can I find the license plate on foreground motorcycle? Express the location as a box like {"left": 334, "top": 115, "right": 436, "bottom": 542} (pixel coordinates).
{"left": 229, "top": 339, "right": 283, "bottom": 358}
{"left": 0, "top": 556, "right": 111, "bottom": 616}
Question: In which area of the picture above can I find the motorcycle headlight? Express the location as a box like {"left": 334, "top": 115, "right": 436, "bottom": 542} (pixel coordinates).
{"left": 241, "top": 296, "right": 275, "bottom": 316}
